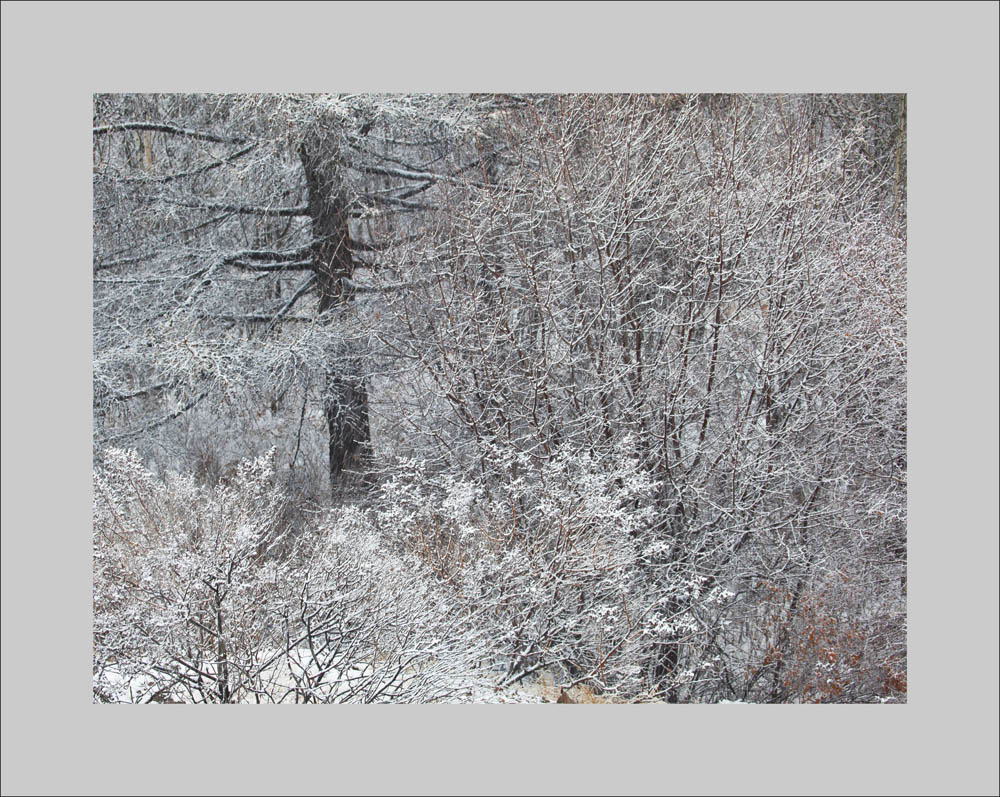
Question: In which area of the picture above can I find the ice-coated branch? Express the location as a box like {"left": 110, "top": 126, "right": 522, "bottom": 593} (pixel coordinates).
{"left": 93, "top": 122, "right": 247, "bottom": 145}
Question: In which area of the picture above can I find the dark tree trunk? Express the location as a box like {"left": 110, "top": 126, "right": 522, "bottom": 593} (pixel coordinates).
{"left": 299, "top": 138, "right": 372, "bottom": 494}
{"left": 652, "top": 640, "right": 680, "bottom": 703}
{"left": 325, "top": 369, "right": 371, "bottom": 484}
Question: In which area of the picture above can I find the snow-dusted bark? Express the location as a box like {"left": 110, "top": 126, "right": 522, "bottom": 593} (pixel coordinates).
{"left": 94, "top": 93, "right": 906, "bottom": 702}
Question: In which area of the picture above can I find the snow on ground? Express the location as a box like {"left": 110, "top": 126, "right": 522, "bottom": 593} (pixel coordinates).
{"left": 94, "top": 658, "right": 632, "bottom": 703}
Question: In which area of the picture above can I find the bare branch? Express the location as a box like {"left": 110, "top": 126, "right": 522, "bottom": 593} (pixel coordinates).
{"left": 93, "top": 122, "right": 246, "bottom": 145}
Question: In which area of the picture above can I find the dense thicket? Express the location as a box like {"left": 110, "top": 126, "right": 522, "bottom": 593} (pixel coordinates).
{"left": 93, "top": 93, "right": 906, "bottom": 702}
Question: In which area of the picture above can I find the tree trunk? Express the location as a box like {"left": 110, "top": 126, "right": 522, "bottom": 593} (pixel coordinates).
{"left": 299, "top": 138, "right": 372, "bottom": 494}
